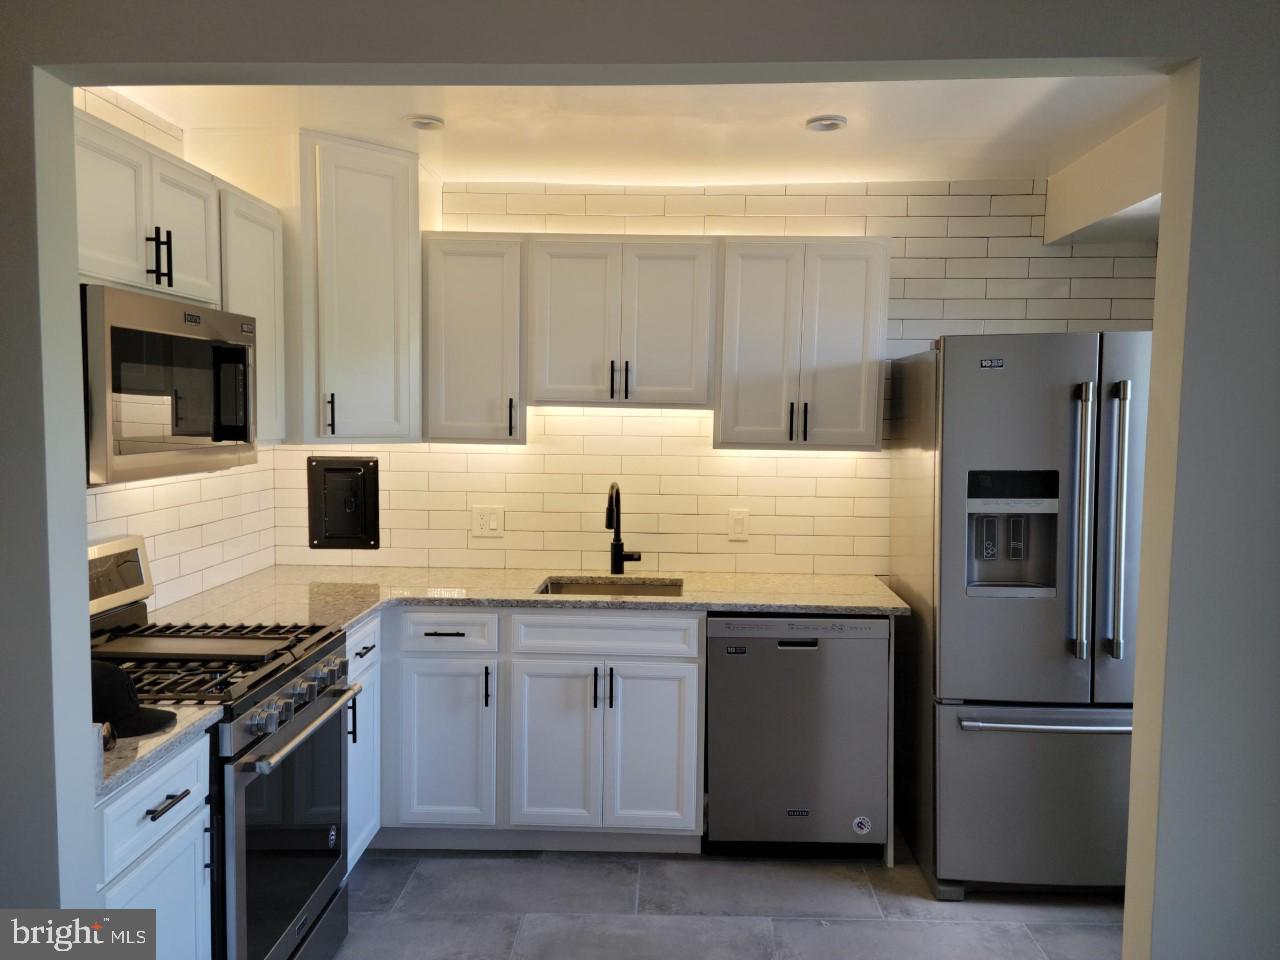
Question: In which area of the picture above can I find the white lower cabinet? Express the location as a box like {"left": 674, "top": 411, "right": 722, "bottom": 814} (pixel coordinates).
{"left": 604, "top": 662, "right": 699, "bottom": 831}
{"left": 102, "top": 806, "right": 211, "bottom": 960}
{"left": 347, "top": 654, "right": 382, "bottom": 869}
{"left": 400, "top": 658, "right": 498, "bottom": 825}
{"left": 510, "top": 658, "right": 699, "bottom": 831}
{"left": 509, "top": 659, "right": 605, "bottom": 827}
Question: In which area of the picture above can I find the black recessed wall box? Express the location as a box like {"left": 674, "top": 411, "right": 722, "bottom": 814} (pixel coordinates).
{"left": 307, "top": 457, "right": 380, "bottom": 549}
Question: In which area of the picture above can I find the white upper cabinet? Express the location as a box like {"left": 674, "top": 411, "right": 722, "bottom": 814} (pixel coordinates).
{"left": 151, "top": 154, "right": 221, "bottom": 303}
{"left": 425, "top": 236, "right": 523, "bottom": 442}
{"left": 717, "top": 242, "right": 805, "bottom": 445}
{"left": 717, "top": 238, "right": 888, "bottom": 450}
{"left": 798, "top": 242, "right": 889, "bottom": 448}
{"left": 306, "top": 133, "right": 420, "bottom": 441}
{"left": 528, "top": 240, "right": 622, "bottom": 403}
{"left": 75, "top": 114, "right": 151, "bottom": 287}
{"left": 219, "top": 185, "right": 285, "bottom": 441}
{"left": 620, "top": 242, "right": 715, "bottom": 405}
{"left": 75, "top": 111, "right": 222, "bottom": 304}
{"left": 528, "top": 237, "right": 716, "bottom": 406}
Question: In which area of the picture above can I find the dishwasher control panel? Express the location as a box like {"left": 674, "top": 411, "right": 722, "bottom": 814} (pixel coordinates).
{"left": 707, "top": 617, "right": 890, "bottom": 640}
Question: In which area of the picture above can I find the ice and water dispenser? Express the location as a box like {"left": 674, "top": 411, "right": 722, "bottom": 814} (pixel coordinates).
{"left": 965, "top": 470, "right": 1058, "bottom": 598}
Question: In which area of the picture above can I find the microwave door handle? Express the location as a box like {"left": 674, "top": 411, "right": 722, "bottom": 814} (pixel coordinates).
{"left": 245, "top": 684, "right": 362, "bottom": 775}
{"left": 1109, "top": 381, "right": 1132, "bottom": 660}
{"left": 1072, "top": 381, "right": 1096, "bottom": 661}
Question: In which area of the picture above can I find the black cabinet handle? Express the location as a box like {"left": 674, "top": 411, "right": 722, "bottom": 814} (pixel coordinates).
{"left": 788, "top": 402, "right": 795, "bottom": 441}
{"left": 326, "top": 393, "right": 336, "bottom": 435}
{"left": 802, "top": 402, "right": 809, "bottom": 442}
{"left": 348, "top": 695, "right": 358, "bottom": 744}
{"left": 145, "top": 227, "right": 173, "bottom": 286}
{"left": 145, "top": 788, "right": 191, "bottom": 822}
{"left": 608, "top": 667, "right": 615, "bottom": 708}
{"left": 484, "top": 665, "right": 491, "bottom": 707}
{"left": 623, "top": 361, "right": 630, "bottom": 400}
{"left": 354, "top": 643, "right": 377, "bottom": 659}
{"left": 508, "top": 397, "right": 515, "bottom": 437}
{"left": 593, "top": 667, "right": 599, "bottom": 709}
{"left": 609, "top": 360, "right": 616, "bottom": 399}
{"left": 423, "top": 630, "right": 466, "bottom": 638}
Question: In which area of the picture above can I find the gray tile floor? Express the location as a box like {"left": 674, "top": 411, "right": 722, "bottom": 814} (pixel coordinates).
{"left": 337, "top": 850, "right": 1122, "bottom": 960}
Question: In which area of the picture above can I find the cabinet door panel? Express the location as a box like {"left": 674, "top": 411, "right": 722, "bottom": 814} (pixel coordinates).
{"left": 400, "top": 658, "right": 497, "bottom": 825}
{"left": 604, "top": 662, "right": 698, "bottom": 831}
{"left": 75, "top": 115, "right": 151, "bottom": 287}
{"left": 510, "top": 659, "right": 603, "bottom": 827}
{"left": 798, "top": 242, "right": 888, "bottom": 448}
{"left": 315, "top": 139, "right": 418, "bottom": 439}
{"left": 347, "top": 659, "right": 381, "bottom": 868}
{"left": 528, "top": 241, "right": 621, "bottom": 402}
{"left": 621, "top": 242, "right": 714, "bottom": 405}
{"left": 426, "top": 238, "right": 522, "bottom": 440}
{"left": 102, "top": 808, "right": 211, "bottom": 960}
{"left": 717, "top": 242, "right": 804, "bottom": 445}
{"left": 220, "top": 189, "right": 285, "bottom": 440}
{"left": 151, "top": 154, "right": 222, "bottom": 303}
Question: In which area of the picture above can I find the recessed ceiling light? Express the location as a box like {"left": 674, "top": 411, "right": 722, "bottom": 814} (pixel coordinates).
{"left": 805, "top": 114, "right": 847, "bottom": 132}
{"left": 405, "top": 114, "right": 445, "bottom": 131}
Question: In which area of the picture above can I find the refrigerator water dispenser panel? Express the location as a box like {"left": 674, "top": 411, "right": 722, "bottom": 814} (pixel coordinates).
{"left": 966, "top": 470, "right": 1058, "bottom": 598}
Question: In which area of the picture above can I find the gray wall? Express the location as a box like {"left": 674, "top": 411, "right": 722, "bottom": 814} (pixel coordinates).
{"left": 0, "top": 2, "right": 1276, "bottom": 954}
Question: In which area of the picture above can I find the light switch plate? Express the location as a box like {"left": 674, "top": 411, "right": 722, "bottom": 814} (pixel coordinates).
{"left": 728, "top": 508, "right": 750, "bottom": 542}
{"left": 472, "top": 505, "right": 505, "bottom": 538}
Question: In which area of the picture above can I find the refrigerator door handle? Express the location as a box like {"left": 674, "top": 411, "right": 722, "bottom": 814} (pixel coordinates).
{"left": 959, "top": 718, "right": 1132, "bottom": 735}
{"left": 1072, "top": 381, "right": 1096, "bottom": 661}
{"left": 1108, "top": 380, "right": 1132, "bottom": 661}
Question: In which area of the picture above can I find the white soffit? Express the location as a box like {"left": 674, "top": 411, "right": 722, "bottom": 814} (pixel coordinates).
{"left": 119, "top": 76, "right": 1167, "bottom": 184}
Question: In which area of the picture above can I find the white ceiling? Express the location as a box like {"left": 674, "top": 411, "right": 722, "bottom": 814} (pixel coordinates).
{"left": 121, "top": 76, "right": 1167, "bottom": 185}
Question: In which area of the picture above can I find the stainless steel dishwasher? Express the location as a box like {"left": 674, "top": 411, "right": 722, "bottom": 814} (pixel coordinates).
{"left": 706, "top": 616, "right": 890, "bottom": 847}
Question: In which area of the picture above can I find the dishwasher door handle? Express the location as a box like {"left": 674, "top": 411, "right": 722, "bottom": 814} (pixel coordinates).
{"left": 777, "top": 639, "right": 819, "bottom": 649}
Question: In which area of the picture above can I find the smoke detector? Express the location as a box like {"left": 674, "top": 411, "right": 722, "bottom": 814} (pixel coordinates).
{"left": 805, "top": 114, "right": 847, "bottom": 132}
{"left": 405, "top": 114, "right": 445, "bottom": 131}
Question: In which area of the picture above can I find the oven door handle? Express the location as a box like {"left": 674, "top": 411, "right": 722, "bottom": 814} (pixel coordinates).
{"left": 244, "top": 683, "right": 362, "bottom": 774}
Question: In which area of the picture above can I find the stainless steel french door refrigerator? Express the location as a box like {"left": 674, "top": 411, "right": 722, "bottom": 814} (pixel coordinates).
{"left": 890, "top": 332, "right": 1150, "bottom": 900}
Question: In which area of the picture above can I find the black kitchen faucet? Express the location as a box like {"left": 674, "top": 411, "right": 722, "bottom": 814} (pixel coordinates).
{"left": 605, "top": 482, "right": 642, "bottom": 575}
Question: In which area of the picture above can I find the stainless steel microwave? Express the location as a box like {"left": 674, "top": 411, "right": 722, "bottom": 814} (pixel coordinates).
{"left": 82, "top": 284, "right": 257, "bottom": 486}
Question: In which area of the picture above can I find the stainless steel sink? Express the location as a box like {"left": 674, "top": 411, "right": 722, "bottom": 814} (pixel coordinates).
{"left": 535, "top": 576, "right": 684, "bottom": 597}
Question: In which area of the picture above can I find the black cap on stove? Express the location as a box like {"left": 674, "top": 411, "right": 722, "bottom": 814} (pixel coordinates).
{"left": 91, "top": 660, "right": 177, "bottom": 738}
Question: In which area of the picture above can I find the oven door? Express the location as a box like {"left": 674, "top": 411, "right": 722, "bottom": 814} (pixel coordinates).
{"left": 223, "top": 685, "right": 358, "bottom": 960}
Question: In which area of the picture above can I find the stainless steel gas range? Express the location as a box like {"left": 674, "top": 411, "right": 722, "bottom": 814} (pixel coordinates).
{"left": 89, "top": 536, "right": 354, "bottom": 960}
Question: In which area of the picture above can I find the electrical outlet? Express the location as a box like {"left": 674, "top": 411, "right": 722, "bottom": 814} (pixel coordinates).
{"left": 728, "top": 508, "right": 750, "bottom": 542}
{"left": 472, "top": 505, "right": 505, "bottom": 538}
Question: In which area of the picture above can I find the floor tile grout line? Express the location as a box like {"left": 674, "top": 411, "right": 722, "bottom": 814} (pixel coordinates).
{"left": 862, "top": 862, "right": 886, "bottom": 920}
{"left": 1024, "top": 922, "right": 1055, "bottom": 960}
{"left": 634, "top": 860, "right": 641, "bottom": 914}
{"left": 382, "top": 859, "right": 421, "bottom": 917}
{"left": 505, "top": 914, "right": 526, "bottom": 960}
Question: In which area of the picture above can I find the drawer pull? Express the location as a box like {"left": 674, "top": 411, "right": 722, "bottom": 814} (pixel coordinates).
{"left": 423, "top": 630, "right": 467, "bottom": 638}
{"left": 354, "top": 643, "right": 377, "bottom": 659}
{"left": 144, "top": 788, "right": 191, "bottom": 822}
{"left": 959, "top": 719, "right": 1132, "bottom": 735}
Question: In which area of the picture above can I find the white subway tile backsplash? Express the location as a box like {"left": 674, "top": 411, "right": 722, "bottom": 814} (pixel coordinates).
{"left": 950, "top": 178, "right": 1033, "bottom": 195}
{"left": 945, "top": 257, "right": 1028, "bottom": 278}
{"left": 586, "top": 195, "right": 664, "bottom": 216}
{"left": 746, "top": 195, "right": 825, "bottom": 216}
{"left": 666, "top": 195, "right": 744, "bottom": 216}
{"left": 827, "top": 196, "right": 909, "bottom": 217}
{"left": 990, "top": 194, "right": 1047, "bottom": 216}
{"left": 506, "top": 194, "right": 585, "bottom": 216}
{"left": 1070, "top": 277, "right": 1157, "bottom": 298}
{"left": 904, "top": 238, "right": 988, "bottom": 258}
{"left": 867, "top": 217, "right": 947, "bottom": 237}
{"left": 906, "top": 195, "right": 990, "bottom": 217}
{"left": 947, "top": 216, "right": 1031, "bottom": 237}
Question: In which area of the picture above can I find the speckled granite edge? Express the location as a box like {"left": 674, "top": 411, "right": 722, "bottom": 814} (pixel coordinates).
{"left": 96, "top": 704, "right": 223, "bottom": 801}
{"left": 371, "top": 594, "right": 909, "bottom": 618}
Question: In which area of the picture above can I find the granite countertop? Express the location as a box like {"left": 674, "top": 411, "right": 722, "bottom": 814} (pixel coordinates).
{"left": 96, "top": 703, "right": 223, "bottom": 800}
{"left": 99, "top": 565, "right": 906, "bottom": 798}
{"left": 152, "top": 565, "right": 911, "bottom": 629}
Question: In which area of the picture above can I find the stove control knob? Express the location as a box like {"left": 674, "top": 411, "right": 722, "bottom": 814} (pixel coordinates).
{"left": 332, "top": 656, "right": 349, "bottom": 679}
{"left": 247, "top": 708, "right": 271, "bottom": 736}
{"left": 301, "top": 681, "right": 319, "bottom": 703}
{"left": 277, "top": 698, "right": 295, "bottom": 723}
{"left": 261, "top": 702, "right": 280, "bottom": 734}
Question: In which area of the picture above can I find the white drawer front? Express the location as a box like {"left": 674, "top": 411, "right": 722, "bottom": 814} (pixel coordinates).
{"left": 100, "top": 736, "right": 209, "bottom": 885}
{"left": 402, "top": 611, "right": 499, "bottom": 652}
{"left": 346, "top": 616, "right": 382, "bottom": 668}
{"left": 511, "top": 614, "right": 700, "bottom": 658}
